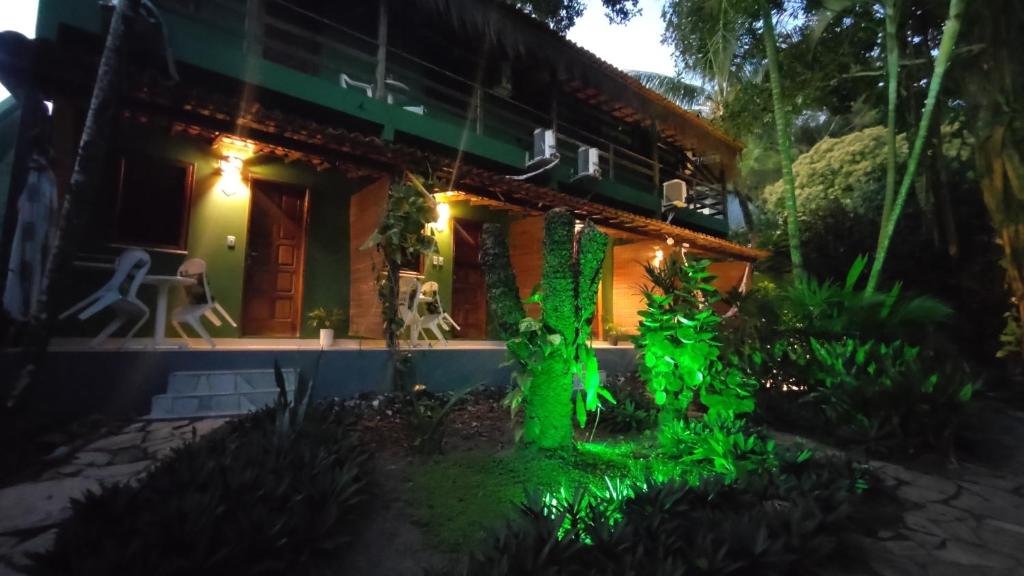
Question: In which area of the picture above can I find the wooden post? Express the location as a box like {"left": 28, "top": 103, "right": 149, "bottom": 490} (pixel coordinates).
{"left": 375, "top": 0, "right": 388, "bottom": 100}
{"left": 608, "top": 145, "right": 615, "bottom": 181}
{"left": 651, "top": 121, "right": 661, "bottom": 193}
{"left": 719, "top": 166, "right": 729, "bottom": 228}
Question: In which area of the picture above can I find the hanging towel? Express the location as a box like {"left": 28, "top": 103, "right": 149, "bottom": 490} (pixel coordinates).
{"left": 3, "top": 153, "right": 58, "bottom": 321}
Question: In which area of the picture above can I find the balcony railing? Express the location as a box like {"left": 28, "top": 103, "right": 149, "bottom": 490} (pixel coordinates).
{"left": 153, "top": 0, "right": 728, "bottom": 225}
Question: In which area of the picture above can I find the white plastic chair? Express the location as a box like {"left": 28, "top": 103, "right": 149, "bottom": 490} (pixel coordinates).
{"left": 397, "top": 276, "right": 423, "bottom": 346}
{"left": 170, "top": 258, "right": 230, "bottom": 348}
{"left": 416, "top": 281, "right": 460, "bottom": 345}
{"left": 59, "top": 248, "right": 151, "bottom": 348}
{"left": 340, "top": 73, "right": 373, "bottom": 97}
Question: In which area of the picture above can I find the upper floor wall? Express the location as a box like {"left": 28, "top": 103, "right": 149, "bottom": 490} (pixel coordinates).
{"left": 36, "top": 0, "right": 738, "bottom": 234}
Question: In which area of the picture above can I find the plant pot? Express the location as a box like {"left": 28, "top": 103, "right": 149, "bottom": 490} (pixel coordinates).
{"left": 319, "top": 328, "right": 335, "bottom": 348}
{"left": 608, "top": 335, "right": 619, "bottom": 346}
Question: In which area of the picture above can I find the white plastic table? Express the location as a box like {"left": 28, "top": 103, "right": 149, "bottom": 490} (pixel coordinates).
{"left": 141, "top": 275, "right": 195, "bottom": 347}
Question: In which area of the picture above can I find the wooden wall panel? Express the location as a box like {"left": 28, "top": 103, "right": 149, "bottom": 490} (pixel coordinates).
{"left": 508, "top": 216, "right": 544, "bottom": 318}
{"left": 348, "top": 176, "right": 390, "bottom": 338}
{"left": 612, "top": 241, "right": 659, "bottom": 335}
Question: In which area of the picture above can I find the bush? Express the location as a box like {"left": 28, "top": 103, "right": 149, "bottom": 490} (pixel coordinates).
{"left": 466, "top": 452, "right": 873, "bottom": 576}
{"left": 597, "top": 374, "right": 656, "bottom": 433}
{"left": 723, "top": 258, "right": 974, "bottom": 455}
{"left": 30, "top": 403, "right": 371, "bottom": 576}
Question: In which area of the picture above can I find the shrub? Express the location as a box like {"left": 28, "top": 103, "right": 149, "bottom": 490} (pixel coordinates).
{"left": 723, "top": 258, "right": 974, "bottom": 454}
{"left": 597, "top": 374, "right": 656, "bottom": 433}
{"left": 805, "top": 338, "right": 973, "bottom": 450}
{"left": 634, "top": 255, "right": 762, "bottom": 476}
{"left": 466, "top": 452, "right": 872, "bottom": 576}
{"left": 30, "top": 403, "right": 371, "bottom": 576}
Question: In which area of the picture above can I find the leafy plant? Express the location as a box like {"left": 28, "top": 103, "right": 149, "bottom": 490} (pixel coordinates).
{"left": 30, "top": 401, "right": 371, "bottom": 576}
{"left": 997, "top": 304, "right": 1023, "bottom": 360}
{"left": 306, "top": 307, "right": 345, "bottom": 330}
{"left": 408, "top": 385, "right": 476, "bottom": 455}
{"left": 725, "top": 257, "right": 973, "bottom": 454}
{"left": 480, "top": 209, "right": 611, "bottom": 449}
{"left": 362, "top": 172, "right": 439, "bottom": 358}
{"left": 466, "top": 452, "right": 874, "bottom": 575}
{"left": 805, "top": 337, "right": 975, "bottom": 451}
{"left": 634, "top": 252, "right": 765, "bottom": 467}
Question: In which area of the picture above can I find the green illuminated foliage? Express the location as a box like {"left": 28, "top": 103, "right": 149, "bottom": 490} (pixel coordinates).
{"left": 468, "top": 451, "right": 872, "bottom": 575}
{"left": 481, "top": 210, "right": 610, "bottom": 449}
{"left": 635, "top": 255, "right": 757, "bottom": 446}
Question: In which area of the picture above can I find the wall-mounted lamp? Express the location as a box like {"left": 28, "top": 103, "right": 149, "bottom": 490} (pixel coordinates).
{"left": 652, "top": 247, "right": 665, "bottom": 269}
{"left": 432, "top": 201, "right": 451, "bottom": 231}
{"left": 213, "top": 135, "right": 256, "bottom": 197}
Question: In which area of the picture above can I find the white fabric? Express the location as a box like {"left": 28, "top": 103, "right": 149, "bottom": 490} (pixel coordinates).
{"left": 3, "top": 154, "right": 57, "bottom": 321}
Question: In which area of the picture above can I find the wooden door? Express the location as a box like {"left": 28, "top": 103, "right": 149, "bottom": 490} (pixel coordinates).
{"left": 451, "top": 219, "right": 487, "bottom": 338}
{"left": 242, "top": 179, "right": 308, "bottom": 336}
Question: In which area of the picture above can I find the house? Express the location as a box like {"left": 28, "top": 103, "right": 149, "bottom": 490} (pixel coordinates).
{"left": 1, "top": 0, "right": 764, "bottom": 347}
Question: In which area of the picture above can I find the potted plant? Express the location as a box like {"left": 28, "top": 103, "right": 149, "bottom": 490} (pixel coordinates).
{"left": 307, "top": 307, "right": 345, "bottom": 348}
{"left": 604, "top": 323, "right": 622, "bottom": 346}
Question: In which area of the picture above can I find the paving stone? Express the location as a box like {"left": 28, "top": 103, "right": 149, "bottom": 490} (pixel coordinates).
{"left": 865, "top": 541, "right": 930, "bottom": 576}
{"left": 976, "top": 518, "right": 1024, "bottom": 563}
{"left": 0, "top": 478, "right": 100, "bottom": 534}
{"left": 40, "top": 446, "right": 71, "bottom": 463}
{"left": 931, "top": 540, "right": 1019, "bottom": 571}
{"left": 79, "top": 461, "right": 152, "bottom": 483}
{"left": 71, "top": 451, "right": 112, "bottom": 467}
{"left": 7, "top": 529, "right": 55, "bottom": 567}
{"left": 145, "top": 419, "right": 190, "bottom": 432}
{"left": 110, "top": 447, "right": 147, "bottom": 465}
{"left": 949, "top": 483, "right": 1024, "bottom": 526}
{"left": 901, "top": 529, "right": 945, "bottom": 551}
{"left": 55, "top": 464, "right": 81, "bottom": 476}
{"left": 0, "top": 536, "right": 17, "bottom": 555}
{"left": 122, "top": 422, "right": 147, "bottom": 433}
{"left": 958, "top": 465, "right": 1021, "bottom": 493}
{"left": 142, "top": 436, "right": 183, "bottom": 456}
{"left": 189, "top": 418, "right": 229, "bottom": 439}
{"left": 82, "top": 432, "right": 145, "bottom": 452}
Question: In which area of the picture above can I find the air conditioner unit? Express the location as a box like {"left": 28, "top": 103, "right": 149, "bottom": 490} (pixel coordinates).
{"left": 573, "top": 146, "right": 601, "bottom": 181}
{"left": 526, "top": 128, "right": 558, "bottom": 169}
{"left": 663, "top": 179, "right": 688, "bottom": 208}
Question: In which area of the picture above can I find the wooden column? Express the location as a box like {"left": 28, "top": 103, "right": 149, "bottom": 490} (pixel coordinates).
{"left": 374, "top": 0, "right": 389, "bottom": 100}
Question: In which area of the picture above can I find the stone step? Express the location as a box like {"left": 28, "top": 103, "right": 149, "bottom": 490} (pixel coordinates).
{"left": 149, "top": 369, "right": 300, "bottom": 419}
{"left": 167, "top": 369, "right": 297, "bottom": 395}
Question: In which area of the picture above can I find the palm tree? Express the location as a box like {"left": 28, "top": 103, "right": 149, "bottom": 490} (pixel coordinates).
{"left": 661, "top": 0, "right": 806, "bottom": 275}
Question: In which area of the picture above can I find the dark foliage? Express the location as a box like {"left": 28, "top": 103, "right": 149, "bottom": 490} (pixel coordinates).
{"left": 466, "top": 451, "right": 874, "bottom": 576}
{"left": 598, "top": 374, "right": 656, "bottom": 433}
{"left": 29, "top": 403, "right": 371, "bottom": 576}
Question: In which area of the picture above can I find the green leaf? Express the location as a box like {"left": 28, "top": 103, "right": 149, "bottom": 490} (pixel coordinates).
{"left": 957, "top": 384, "right": 972, "bottom": 403}
{"left": 575, "top": 394, "right": 587, "bottom": 428}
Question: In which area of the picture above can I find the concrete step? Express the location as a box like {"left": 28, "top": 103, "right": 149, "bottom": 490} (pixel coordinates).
{"left": 167, "top": 369, "right": 297, "bottom": 395}
{"left": 149, "top": 369, "right": 299, "bottom": 419}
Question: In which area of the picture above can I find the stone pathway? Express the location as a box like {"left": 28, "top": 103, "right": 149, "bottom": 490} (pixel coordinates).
{"left": 0, "top": 418, "right": 229, "bottom": 575}
{"left": 860, "top": 459, "right": 1024, "bottom": 576}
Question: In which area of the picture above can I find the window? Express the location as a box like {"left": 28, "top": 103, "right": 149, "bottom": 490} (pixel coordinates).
{"left": 112, "top": 155, "right": 194, "bottom": 251}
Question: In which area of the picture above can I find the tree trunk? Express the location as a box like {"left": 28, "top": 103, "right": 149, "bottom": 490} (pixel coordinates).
{"left": 978, "top": 125, "right": 1024, "bottom": 356}
{"left": 9, "top": 0, "right": 139, "bottom": 406}
{"left": 878, "top": 0, "right": 900, "bottom": 239}
{"left": 866, "top": 0, "right": 967, "bottom": 294}
{"left": 523, "top": 353, "right": 574, "bottom": 449}
{"left": 759, "top": 0, "right": 804, "bottom": 278}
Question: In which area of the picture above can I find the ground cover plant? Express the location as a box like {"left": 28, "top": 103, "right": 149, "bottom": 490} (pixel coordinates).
{"left": 29, "top": 369, "right": 372, "bottom": 576}
{"left": 464, "top": 449, "right": 876, "bottom": 576}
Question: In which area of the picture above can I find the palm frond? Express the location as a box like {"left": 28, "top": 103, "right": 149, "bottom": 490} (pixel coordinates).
{"left": 626, "top": 70, "right": 711, "bottom": 111}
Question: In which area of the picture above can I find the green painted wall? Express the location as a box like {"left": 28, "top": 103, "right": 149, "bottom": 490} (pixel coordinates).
{"left": 55, "top": 123, "right": 354, "bottom": 340}
{"left": 420, "top": 202, "right": 509, "bottom": 340}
